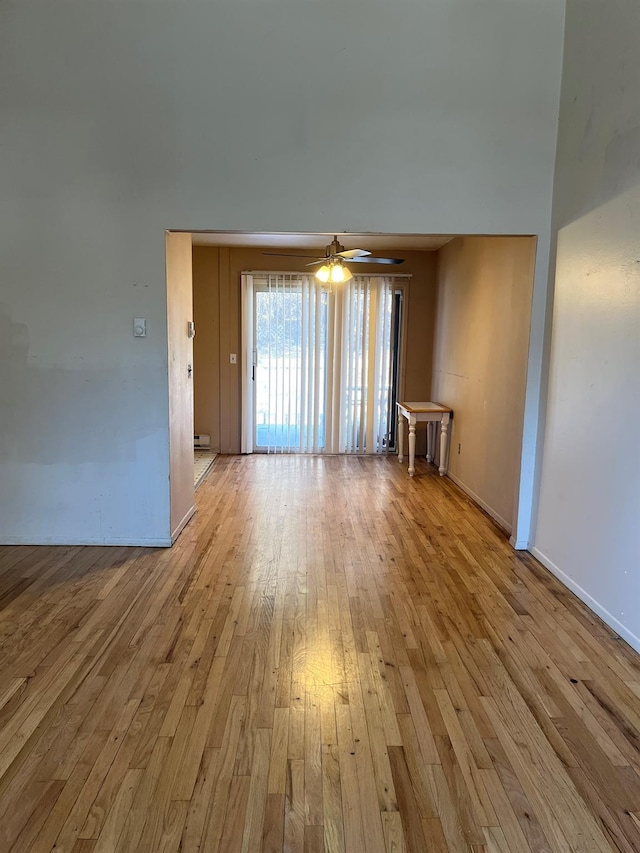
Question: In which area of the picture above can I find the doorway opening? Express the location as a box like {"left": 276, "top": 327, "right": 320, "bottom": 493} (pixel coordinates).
{"left": 168, "top": 231, "right": 538, "bottom": 549}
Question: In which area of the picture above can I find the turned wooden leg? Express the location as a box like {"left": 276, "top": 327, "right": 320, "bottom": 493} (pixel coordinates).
{"left": 397, "top": 413, "right": 404, "bottom": 462}
{"left": 408, "top": 422, "right": 416, "bottom": 476}
{"left": 426, "top": 422, "right": 433, "bottom": 463}
{"left": 439, "top": 414, "right": 450, "bottom": 476}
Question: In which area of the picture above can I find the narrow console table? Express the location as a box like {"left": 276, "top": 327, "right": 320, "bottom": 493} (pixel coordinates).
{"left": 396, "top": 402, "right": 453, "bottom": 477}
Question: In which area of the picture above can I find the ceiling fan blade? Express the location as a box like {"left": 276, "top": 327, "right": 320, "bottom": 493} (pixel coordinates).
{"left": 305, "top": 259, "right": 325, "bottom": 266}
{"left": 337, "top": 248, "right": 371, "bottom": 259}
{"left": 345, "top": 256, "right": 405, "bottom": 265}
{"left": 261, "top": 252, "right": 323, "bottom": 258}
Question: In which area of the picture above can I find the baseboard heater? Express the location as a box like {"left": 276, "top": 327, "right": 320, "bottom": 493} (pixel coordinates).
{"left": 194, "top": 434, "right": 211, "bottom": 449}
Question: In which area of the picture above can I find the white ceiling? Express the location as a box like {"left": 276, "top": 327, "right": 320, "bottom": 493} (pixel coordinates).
{"left": 188, "top": 231, "right": 454, "bottom": 251}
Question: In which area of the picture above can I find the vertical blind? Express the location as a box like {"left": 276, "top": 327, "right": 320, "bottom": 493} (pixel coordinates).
{"left": 335, "top": 276, "right": 395, "bottom": 454}
{"left": 241, "top": 273, "right": 406, "bottom": 454}
{"left": 254, "top": 274, "right": 327, "bottom": 453}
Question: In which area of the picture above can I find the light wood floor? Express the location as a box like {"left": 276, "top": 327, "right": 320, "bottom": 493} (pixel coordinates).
{"left": 1, "top": 456, "right": 639, "bottom": 852}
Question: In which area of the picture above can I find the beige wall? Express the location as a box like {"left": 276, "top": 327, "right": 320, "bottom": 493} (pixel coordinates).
{"left": 432, "top": 236, "right": 536, "bottom": 531}
{"left": 193, "top": 246, "right": 437, "bottom": 454}
{"left": 166, "top": 232, "right": 195, "bottom": 538}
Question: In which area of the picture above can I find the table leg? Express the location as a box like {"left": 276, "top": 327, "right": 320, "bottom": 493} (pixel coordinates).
{"left": 408, "top": 420, "right": 416, "bottom": 477}
{"left": 397, "top": 412, "right": 404, "bottom": 462}
{"left": 426, "top": 422, "right": 433, "bottom": 463}
{"left": 439, "top": 413, "right": 450, "bottom": 476}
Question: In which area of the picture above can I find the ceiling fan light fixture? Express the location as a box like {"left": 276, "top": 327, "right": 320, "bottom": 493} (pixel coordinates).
{"left": 315, "top": 260, "right": 353, "bottom": 285}
{"left": 330, "top": 263, "right": 346, "bottom": 283}
{"left": 315, "top": 264, "right": 331, "bottom": 283}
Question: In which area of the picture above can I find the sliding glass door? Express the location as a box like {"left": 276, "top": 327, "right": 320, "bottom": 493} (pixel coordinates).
{"left": 242, "top": 273, "right": 406, "bottom": 455}
{"left": 254, "top": 278, "right": 328, "bottom": 452}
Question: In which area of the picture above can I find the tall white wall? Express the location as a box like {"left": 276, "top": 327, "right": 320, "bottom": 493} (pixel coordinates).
{"left": 533, "top": 1, "right": 640, "bottom": 651}
{"left": 0, "top": 0, "right": 565, "bottom": 545}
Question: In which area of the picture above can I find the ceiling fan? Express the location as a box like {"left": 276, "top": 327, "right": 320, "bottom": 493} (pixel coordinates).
{"left": 263, "top": 236, "right": 404, "bottom": 283}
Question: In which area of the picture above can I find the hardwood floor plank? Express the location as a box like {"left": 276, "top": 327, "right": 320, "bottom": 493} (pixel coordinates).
{"left": 321, "top": 742, "right": 345, "bottom": 853}
{"left": 198, "top": 696, "right": 246, "bottom": 852}
{"left": 388, "top": 745, "right": 428, "bottom": 853}
{"left": 263, "top": 791, "right": 286, "bottom": 852}
{"left": 381, "top": 810, "right": 407, "bottom": 853}
{"left": 284, "top": 756, "right": 305, "bottom": 851}
{"left": 218, "top": 775, "right": 251, "bottom": 853}
{"left": 92, "top": 768, "right": 143, "bottom": 853}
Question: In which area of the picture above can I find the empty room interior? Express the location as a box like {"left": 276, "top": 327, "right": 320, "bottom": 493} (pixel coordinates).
{"left": 1, "top": 2, "right": 639, "bottom": 852}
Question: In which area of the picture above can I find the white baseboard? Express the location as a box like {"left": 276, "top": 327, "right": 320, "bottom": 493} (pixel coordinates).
{"left": 171, "top": 505, "right": 196, "bottom": 543}
{"left": 510, "top": 536, "right": 530, "bottom": 551}
{"left": 1, "top": 507, "right": 197, "bottom": 549}
{"left": 531, "top": 546, "right": 640, "bottom": 655}
{"left": 446, "top": 472, "right": 512, "bottom": 535}
{"left": 0, "top": 535, "right": 172, "bottom": 547}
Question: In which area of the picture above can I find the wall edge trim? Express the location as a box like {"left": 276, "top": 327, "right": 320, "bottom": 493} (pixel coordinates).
{"left": 531, "top": 546, "right": 640, "bottom": 655}
{"left": 171, "top": 505, "right": 196, "bottom": 543}
{"left": 446, "top": 472, "right": 512, "bottom": 535}
{"left": 0, "top": 536, "right": 172, "bottom": 547}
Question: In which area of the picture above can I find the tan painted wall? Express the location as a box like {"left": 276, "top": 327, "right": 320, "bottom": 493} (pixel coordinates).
{"left": 432, "top": 236, "right": 536, "bottom": 531}
{"left": 193, "top": 246, "right": 437, "bottom": 454}
{"left": 166, "top": 232, "right": 195, "bottom": 538}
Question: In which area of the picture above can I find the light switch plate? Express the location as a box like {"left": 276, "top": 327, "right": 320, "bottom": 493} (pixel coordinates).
{"left": 230, "top": 353, "right": 237, "bottom": 364}
{"left": 134, "top": 318, "right": 147, "bottom": 337}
